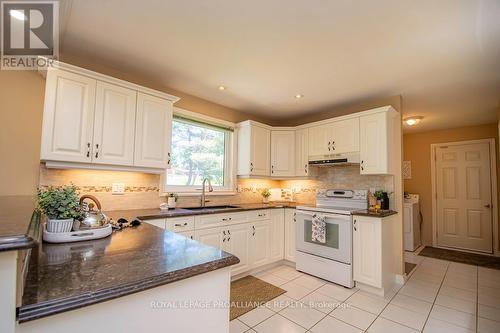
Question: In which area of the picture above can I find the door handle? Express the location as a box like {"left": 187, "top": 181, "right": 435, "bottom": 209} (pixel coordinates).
{"left": 485, "top": 204, "right": 491, "bottom": 208}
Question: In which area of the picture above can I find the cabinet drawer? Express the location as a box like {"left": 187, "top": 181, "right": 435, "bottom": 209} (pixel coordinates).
{"left": 247, "top": 209, "right": 270, "bottom": 221}
{"left": 166, "top": 216, "right": 195, "bottom": 232}
{"left": 143, "top": 218, "right": 166, "bottom": 229}
{"left": 195, "top": 212, "right": 248, "bottom": 230}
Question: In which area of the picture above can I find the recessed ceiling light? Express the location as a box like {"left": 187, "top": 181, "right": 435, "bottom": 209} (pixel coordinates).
{"left": 218, "top": 85, "right": 226, "bottom": 91}
{"left": 404, "top": 116, "right": 424, "bottom": 126}
{"left": 10, "top": 9, "right": 26, "bottom": 21}
{"left": 295, "top": 94, "right": 304, "bottom": 99}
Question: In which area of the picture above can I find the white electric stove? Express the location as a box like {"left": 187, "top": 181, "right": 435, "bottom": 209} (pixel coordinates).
{"left": 295, "top": 189, "right": 368, "bottom": 288}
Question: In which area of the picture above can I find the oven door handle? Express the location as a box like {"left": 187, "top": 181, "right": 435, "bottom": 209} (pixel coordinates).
{"left": 296, "top": 210, "right": 351, "bottom": 221}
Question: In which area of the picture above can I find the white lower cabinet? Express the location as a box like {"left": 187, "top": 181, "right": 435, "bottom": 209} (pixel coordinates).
{"left": 352, "top": 214, "right": 398, "bottom": 296}
{"left": 284, "top": 208, "right": 296, "bottom": 262}
{"left": 269, "top": 209, "right": 285, "bottom": 262}
{"left": 249, "top": 220, "right": 271, "bottom": 268}
{"left": 178, "top": 231, "right": 194, "bottom": 240}
{"left": 225, "top": 224, "right": 251, "bottom": 275}
{"left": 194, "top": 227, "right": 225, "bottom": 249}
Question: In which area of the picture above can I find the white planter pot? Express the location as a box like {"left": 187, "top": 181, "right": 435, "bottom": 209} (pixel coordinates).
{"left": 167, "top": 197, "right": 177, "bottom": 208}
{"left": 262, "top": 197, "right": 270, "bottom": 204}
{"left": 46, "top": 218, "right": 74, "bottom": 233}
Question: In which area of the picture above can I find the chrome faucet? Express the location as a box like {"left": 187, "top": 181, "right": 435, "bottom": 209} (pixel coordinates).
{"left": 201, "top": 178, "right": 213, "bottom": 207}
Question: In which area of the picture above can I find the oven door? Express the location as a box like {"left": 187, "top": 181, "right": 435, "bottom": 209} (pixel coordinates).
{"left": 295, "top": 210, "right": 352, "bottom": 264}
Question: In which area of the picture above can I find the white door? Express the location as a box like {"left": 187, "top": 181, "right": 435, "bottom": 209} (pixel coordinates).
{"left": 359, "top": 112, "right": 388, "bottom": 174}
{"left": 295, "top": 128, "right": 309, "bottom": 176}
{"left": 284, "top": 208, "right": 296, "bottom": 262}
{"left": 331, "top": 118, "right": 359, "bottom": 154}
{"left": 435, "top": 142, "right": 493, "bottom": 253}
{"left": 250, "top": 125, "right": 270, "bottom": 176}
{"left": 93, "top": 81, "right": 137, "bottom": 166}
{"left": 269, "top": 209, "right": 285, "bottom": 262}
{"left": 250, "top": 221, "right": 270, "bottom": 267}
{"left": 40, "top": 69, "right": 96, "bottom": 163}
{"left": 271, "top": 130, "right": 295, "bottom": 177}
{"left": 134, "top": 92, "right": 173, "bottom": 168}
{"left": 308, "top": 124, "right": 331, "bottom": 157}
{"left": 226, "top": 224, "right": 251, "bottom": 275}
{"left": 194, "top": 227, "right": 225, "bottom": 249}
{"left": 352, "top": 216, "right": 382, "bottom": 288}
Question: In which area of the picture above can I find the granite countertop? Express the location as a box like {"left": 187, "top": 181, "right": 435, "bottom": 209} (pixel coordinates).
{"left": 18, "top": 223, "right": 239, "bottom": 323}
{"left": 0, "top": 196, "right": 40, "bottom": 252}
{"left": 352, "top": 209, "right": 398, "bottom": 218}
{"left": 106, "top": 202, "right": 305, "bottom": 221}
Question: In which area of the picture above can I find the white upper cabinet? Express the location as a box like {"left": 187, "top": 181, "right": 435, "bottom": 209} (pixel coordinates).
{"left": 237, "top": 121, "right": 271, "bottom": 176}
{"left": 360, "top": 112, "right": 390, "bottom": 174}
{"left": 330, "top": 118, "right": 359, "bottom": 154}
{"left": 40, "top": 63, "right": 179, "bottom": 172}
{"left": 41, "top": 69, "right": 96, "bottom": 163}
{"left": 93, "top": 81, "right": 137, "bottom": 166}
{"left": 271, "top": 130, "right": 295, "bottom": 177}
{"left": 295, "top": 128, "right": 309, "bottom": 176}
{"left": 134, "top": 92, "right": 173, "bottom": 169}
{"left": 308, "top": 124, "right": 332, "bottom": 157}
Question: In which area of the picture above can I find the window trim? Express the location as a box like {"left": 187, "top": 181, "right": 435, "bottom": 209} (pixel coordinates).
{"left": 161, "top": 107, "right": 237, "bottom": 196}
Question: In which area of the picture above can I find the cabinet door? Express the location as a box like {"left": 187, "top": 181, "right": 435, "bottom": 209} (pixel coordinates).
{"left": 93, "top": 81, "right": 137, "bottom": 166}
{"left": 40, "top": 69, "right": 96, "bottom": 163}
{"left": 352, "top": 216, "right": 382, "bottom": 288}
{"left": 194, "top": 227, "right": 225, "bottom": 250}
{"left": 226, "top": 224, "right": 251, "bottom": 275}
{"left": 134, "top": 92, "right": 173, "bottom": 168}
{"left": 250, "top": 125, "right": 271, "bottom": 176}
{"left": 284, "top": 209, "right": 296, "bottom": 262}
{"left": 360, "top": 112, "right": 388, "bottom": 174}
{"left": 308, "top": 124, "right": 332, "bottom": 157}
{"left": 330, "top": 118, "right": 359, "bottom": 154}
{"left": 178, "top": 231, "right": 194, "bottom": 240}
{"left": 295, "top": 128, "right": 309, "bottom": 176}
{"left": 143, "top": 218, "right": 166, "bottom": 229}
{"left": 269, "top": 209, "right": 285, "bottom": 262}
{"left": 249, "top": 221, "right": 270, "bottom": 268}
{"left": 271, "top": 130, "right": 295, "bottom": 177}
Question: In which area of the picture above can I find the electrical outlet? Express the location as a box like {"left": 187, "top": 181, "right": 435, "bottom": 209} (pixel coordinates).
{"left": 112, "top": 183, "right": 125, "bottom": 195}
{"left": 251, "top": 184, "right": 257, "bottom": 193}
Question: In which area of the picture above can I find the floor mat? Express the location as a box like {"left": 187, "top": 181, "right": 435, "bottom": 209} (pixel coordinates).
{"left": 405, "top": 262, "right": 417, "bottom": 275}
{"left": 419, "top": 246, "right": 500, "bottom": 270}
{"left": 230, "top": 275, "right": 286, "bottom": 321}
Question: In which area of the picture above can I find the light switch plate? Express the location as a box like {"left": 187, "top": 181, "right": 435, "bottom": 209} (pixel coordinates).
{"left": 112, "top": 183, "right": 125, "bottom": 195}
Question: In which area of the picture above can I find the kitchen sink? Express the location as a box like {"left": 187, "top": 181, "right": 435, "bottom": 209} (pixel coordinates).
{"left": 183, "top": 205, "right": 241, "bottom": 211}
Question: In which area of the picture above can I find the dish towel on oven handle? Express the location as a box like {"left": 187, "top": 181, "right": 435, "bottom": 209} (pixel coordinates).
{"left": 311, "top": 214, "right": 326, "bottom": 244}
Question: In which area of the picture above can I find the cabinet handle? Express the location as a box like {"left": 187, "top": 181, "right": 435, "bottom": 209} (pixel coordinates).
{"left": 86, "top": 142, "right": 91, "bottom": 158}
{"left": 252, "top": 225, "right": 255, "bottom": 236}
{"left": 304, "top": 163, "right": 308, "bottom": 174}
{"left": 227, "top": 230, "right": 231, "bottom": 235}
{"left": 223, "top": 230, "right": 226, "bottom": 235}
{"left": 271, "top": 165, "right": 274, "bottom": 174}
{"left": 167, "top": 152, "right": 171, "bottom": 165}
{"left": 361, "top": 160, "right": 364, "bottom": 171}
{"left": 250, "top": 162, "right": 253, "bottom": 172}
{"left": 95, "top": 144, "right": 99, "bottom": 158}
{"left": 223, "top": 237, "right": 226, "bottom": 243}
{"left": 174, "top": 223, "right": 188, "bottom": 227}
{"left": 332, "top": 141, "right": 336, "bottom": 150}
{"left": 353, "top": 219, "right": 357, "bottom": 231}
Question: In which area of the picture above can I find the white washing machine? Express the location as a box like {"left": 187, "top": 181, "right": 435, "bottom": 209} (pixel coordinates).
{"left": 404, "top": 194, "right": 421, "bottom": 251}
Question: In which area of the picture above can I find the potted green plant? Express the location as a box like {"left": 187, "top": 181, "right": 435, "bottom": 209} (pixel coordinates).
{"left": 37, "top": 185, "right": 83, "bottom": 233}
{"left": 167, "top": 193, "right": 178, "bottom": 208}
{"left": 261, "top": 188, "right": 271, "bottom": 204}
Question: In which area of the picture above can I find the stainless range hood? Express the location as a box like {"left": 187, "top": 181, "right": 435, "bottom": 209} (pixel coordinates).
{"left": 308, "top": 152, "right": 360, "bottom": 166}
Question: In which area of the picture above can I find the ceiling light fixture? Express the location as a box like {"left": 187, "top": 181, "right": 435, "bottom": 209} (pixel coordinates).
{"left": 218, "top": 85, "right": 226, "bottom": 91}
{"left": 404, "top": 116, "right": 424, "bottom": 126}
{"left": 10, "top": 9, "right": 26, "bottom": 21}
{"left": 295, "top": 94, "right": 304, "bottom": 99}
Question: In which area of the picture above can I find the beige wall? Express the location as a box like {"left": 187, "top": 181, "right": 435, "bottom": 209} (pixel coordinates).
{"left": 403, "top": 123, "right": 499, "bottom": 249}
{"left": 0, "top": 71, "right": 45, "bottom": 196}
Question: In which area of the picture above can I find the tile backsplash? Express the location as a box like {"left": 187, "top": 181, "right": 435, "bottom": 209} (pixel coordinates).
{"left": 39, "top": 164, "right": 393, "bottom": 211}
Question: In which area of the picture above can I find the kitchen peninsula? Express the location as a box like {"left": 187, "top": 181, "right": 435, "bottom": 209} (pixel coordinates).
{"left": 1, "top": 196, "right": 239, "bottom": 333}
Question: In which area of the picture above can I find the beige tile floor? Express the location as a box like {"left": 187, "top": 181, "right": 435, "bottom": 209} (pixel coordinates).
{"left": 229, "top": 252, "right": 500, "bottom": 333}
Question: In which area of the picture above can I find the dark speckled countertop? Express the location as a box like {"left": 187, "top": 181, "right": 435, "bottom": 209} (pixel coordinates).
{"left": 18, "top": 223, "right": 239, "bottom": 323}
{"left": 0, "top": 196, "right": 40, "bottom": 252}
{"left": 352, "top": 209, "right": 398, "bottom": 218}
{"left": 106, "top": 202, "right": 304, "bottom": 221}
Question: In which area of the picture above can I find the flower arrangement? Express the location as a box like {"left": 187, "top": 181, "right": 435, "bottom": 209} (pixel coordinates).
{"left": 261, "top": 188, "right": 271, "bottom": 203}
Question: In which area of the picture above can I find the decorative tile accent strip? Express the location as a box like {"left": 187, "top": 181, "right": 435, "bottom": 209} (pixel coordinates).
{"left": 38, "top": 185, "right": 160, "bottom": 193}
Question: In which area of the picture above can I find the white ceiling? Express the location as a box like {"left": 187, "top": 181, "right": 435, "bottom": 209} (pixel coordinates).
{"left": 60, "top": 0, "right": 500, "bottom": 132}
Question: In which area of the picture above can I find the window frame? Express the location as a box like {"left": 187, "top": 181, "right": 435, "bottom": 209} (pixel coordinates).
{"left": 161, "top": 107, "right": 237, "bottom": 196}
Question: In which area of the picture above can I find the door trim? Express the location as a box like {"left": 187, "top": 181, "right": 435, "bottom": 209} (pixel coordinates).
{"left": 430, "top": 138, "right": 498, "bottom": 256}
